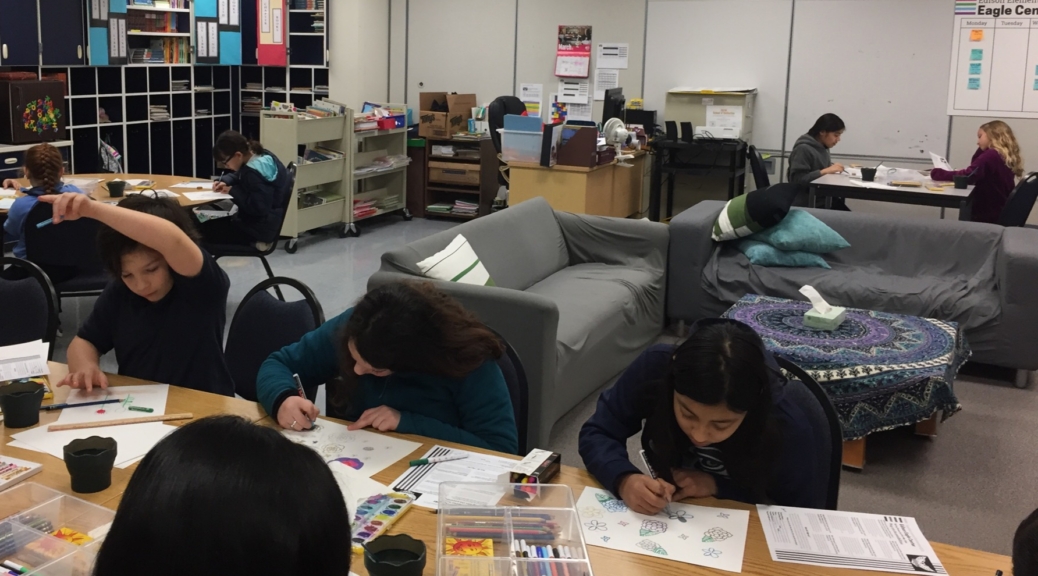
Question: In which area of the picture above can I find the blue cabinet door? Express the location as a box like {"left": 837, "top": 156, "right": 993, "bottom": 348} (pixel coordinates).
{"left": 41, "top": 0, "right": 86, "bottom": 65}
{"left": 0, "top": 0, "right": 40, "bottom": 66}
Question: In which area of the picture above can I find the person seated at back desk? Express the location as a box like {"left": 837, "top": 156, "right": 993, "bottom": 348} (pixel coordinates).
{"left": 788, "top": 113, "right": 848, "bottom": 210}
{"left": 930, "top": 120, "right": 1023, "bottom": 224}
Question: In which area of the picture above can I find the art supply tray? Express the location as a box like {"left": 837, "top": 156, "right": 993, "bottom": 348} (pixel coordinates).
{"left": 437, "top": 483, "right": 593, "bottom": 576}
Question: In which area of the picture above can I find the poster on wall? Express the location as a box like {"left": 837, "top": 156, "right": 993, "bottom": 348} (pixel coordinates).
{"left": 555, "top": 25, "right": 592, "bottom": 78}
{"left": 257, "top": 0, "right": 287, "bottom": 66}
{"left": 519, "top": 83, "right": 543, "bottom": 117}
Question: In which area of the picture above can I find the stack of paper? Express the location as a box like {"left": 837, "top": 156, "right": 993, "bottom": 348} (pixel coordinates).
{"left": 426, "top": 203, "right": 453, "bottom": 214}
{"left": 390, "top": 445, "right": 516, "bottom": 509}
{"left": 0, "top": 340, "right": 49, "bottom": 382}
{"left": 452, "top": 200, "right": 478, "bottom": 216}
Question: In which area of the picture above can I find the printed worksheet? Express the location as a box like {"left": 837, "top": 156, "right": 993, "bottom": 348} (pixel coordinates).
{"left": 282, "top": 418, "right": 420, "bottom": 478}
{"left": 391, "top": 445, "right": 515, "bottom": 509}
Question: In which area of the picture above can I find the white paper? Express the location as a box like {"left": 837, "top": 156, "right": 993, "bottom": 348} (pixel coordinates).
{"left": 555, "top": 56, "right": 590, "bottom": 78}
{"left": 54, "top": 384, "right": 169, "bottom": 425}
{"left": 848, "top": 179, "right": 902, "bottom": 192}
{"left": 799, "top": 285, "right": 832, "bottom": 314}
{"left": 218, "top": 0, "right": 229, "bottom": 25}
{"left": 197, "top": 22, "right": 209, "bottom": 58}
{"left": 577, "top": 487, "right": 750, "bottom": 573}
{"left": 0, "top": 341, "right": 49, "bottom": 381}
{"left": 558, "top": 79, "right": 590, "bottom": 104}
{"left": 706, "top": 105, "right": 743, "bottom": 130}
{"left": 0, "top": 199, "right": 14, "bottom": 211}
{"left": 758, "top": 505, "right": 946, "bottom": 574}
{"left": 567, "top": 101, "right": 594, "bottom": 122}
{"left": 117, "top": 18, "right": 126, "bottom": 58}
{"left": 282, "top": 418, "right": 420, "bottom": 478}
{"left": 260, "top": 0, "right": 270, "bottom": 32}
{"left": 108, "top": 19, "right": 118, "bottom": 58}
{"left": 64, "top": 178, "right": 102, "bottom": 188}
{"left": 329, "top": 461, "right": 390, "bottom": 518}
{"left": 929, "top": 151, "right": 952, "bottom": 171}
{"left": 519, "top": 83, "right": 542, "bottom": 103}
{"left": 91, "top": 0, "right": 100, "bottom": 20}
{"left": 182, "top": 191, "right": 227, "bottom": 201}
{"left": 594, "top": 68, "right": 620, "bottom": 100}
{"left": 100, "top": 0, "right": 108, "bottom": 19}
{"left": 0, "top": 189, "right": 16, "bottom": 198}
{"left": 10, "top": 423, "right": 176, "bottom": 469}
{"left": 390, "top": 445, "right": 515, "bottom": 509}
{"left": 208, "top": 22, "right": 219, "bottom": 58}
{"left": 272, "top": 8, "right": 283, "bottom": 44}
{"left": 126, "top": 189, "right": 178, "bottom": 199}
{"left": 596, "top": 42, "right": 629, "bottom": 69}
{"left": 170, "top": 181, "right": 215, "bottom": 190}
{"left": 229, "top": 0, "right": 239, "bottom": 26}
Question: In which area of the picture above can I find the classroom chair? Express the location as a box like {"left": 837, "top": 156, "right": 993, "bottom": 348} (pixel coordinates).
{"left": 747, "top": 145, "right": 771, "bottom": 190}
{"left": 488, "top": 95, "right": 528, "bottom": 186}
{"left": 224, "top": 276, "right": 324, "bottom": 402}
{"left": 998, "top": 172, "right": 1038, "bottom": 227}
{"left": 23, "top": 202, "right": 108, "bottom": 308}
{"left": 209, "top": 163, "right": 296, "bottom": 300}
{"left": 0, "top": 257, "right": 59, "bottom": 360}
{"left": 489, "top": 326, "right": 529, "bottom": 455}
{"left": 775, "top": 355, "right": 842, "bottom": 510}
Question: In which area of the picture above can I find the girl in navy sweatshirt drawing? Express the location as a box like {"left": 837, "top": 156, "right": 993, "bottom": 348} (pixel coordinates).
{"left": 579, "top": 319, "right": 825, "bottom": 515}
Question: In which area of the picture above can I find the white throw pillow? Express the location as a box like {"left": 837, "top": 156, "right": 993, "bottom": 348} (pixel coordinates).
{"left": 416, "top": 234, "right": 495, "bottom": 286}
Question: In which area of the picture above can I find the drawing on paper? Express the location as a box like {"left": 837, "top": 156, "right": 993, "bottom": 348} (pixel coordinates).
{"left": 640, "top": 519, "right": 668, "bottom": 537}
{"left": 331, "top": 457, "right": 364, "bottom": 471}
{"left": 668, "top": 509, "right": 688, "bottom": 523}
{"left": 678, "top": 534, "right": 689, "bottom": 541}
{"left": 585, "top": 520, "right": 608, "bottom": 532}
{"left": 579, "top": 506, "right": 602, "bottom": 519}
{"left": 618, "top": 521, "right": 628, "bottom": 527}
{"left": 601, "top": 536, "right": 610, "bottom": 543}
{"left": 595, "top": 491, "right": 629, "bottom": 513}
{"left": 703, "top": 548, "right": 722, "bottom": 558}
{"left": 637, "top": 539, "right": 668, "bottom": 556}
{"left": 717, "top": 512, "right": 729, "bottom": 519}
{"left": 702, "top": 527, "right": 732, "bottom": 542}
{"left": 282, "top": 419, "right": 420, "bottom": 478}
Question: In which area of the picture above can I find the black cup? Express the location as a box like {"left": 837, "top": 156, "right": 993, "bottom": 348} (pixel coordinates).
{"left": 363, "top": 534, "right": 427, "bottom": 576}
{"left": 63, "top": 437, "right": 118, "bottom": 494}
{"left": 107, "top": 181, "right": 126, "bottom": 198}
{"left": 954, "top": 175, "right": 969, "bottom": 189}
{"left": 860, "top": 167, "right": 877, "bottom": 182}
{"left": 0, "top": 381, "right": 45, "bottom": 428}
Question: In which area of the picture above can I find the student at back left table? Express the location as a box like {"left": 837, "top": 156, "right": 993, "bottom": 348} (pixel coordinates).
{"left": 256, "top": 281, "right": 519, "bottom": 454}
{"left": 1, "top": 143, "right": 86, "bottom": 259}
{"left": 38, "top": 192, "right": 234, "bottom": 396}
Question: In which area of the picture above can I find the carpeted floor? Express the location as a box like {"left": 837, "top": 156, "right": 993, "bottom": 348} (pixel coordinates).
{"left": 545, "top": 361, "right": 1037, "bottom": 557}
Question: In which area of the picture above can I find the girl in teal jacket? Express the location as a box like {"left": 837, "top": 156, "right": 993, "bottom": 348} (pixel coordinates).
{"left": 256, "top": 281, "right": 518, "bottom": 454}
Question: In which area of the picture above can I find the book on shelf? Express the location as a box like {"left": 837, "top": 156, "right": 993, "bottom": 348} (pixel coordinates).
{"left": 130, "top": 0, "right": 155, "bottom": 5}
{"left": 244, "top": 83, "right": 263, "bottom": 91}
{"left": 301, "top": 145, "right": 343, "bottom": 164}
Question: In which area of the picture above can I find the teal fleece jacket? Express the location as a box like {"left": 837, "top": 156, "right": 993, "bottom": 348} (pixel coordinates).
{"left": 256, "top": 309, "right": 519, "bottom": 454}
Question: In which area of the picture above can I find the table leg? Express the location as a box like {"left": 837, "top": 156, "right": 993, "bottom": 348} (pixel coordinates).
{"left": 940, "top": 207, "right": 946, "bottom": 219}
{"left": 842, "top": 438, "right": 866, "bottom": 470}
{"left": 649, "top": 150, "right": 662, "bottom": 222}
{"left": 666, "top": 164, "right": 676, "bottom": 220}
{"left": 915, "top": 413, "right": 939, "bottom": 437}
{"left": 808, "top": 186, "right": 816, "bottom": 208}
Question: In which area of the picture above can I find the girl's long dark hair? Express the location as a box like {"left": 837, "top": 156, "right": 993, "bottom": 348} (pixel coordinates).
{"left": 642, "top": 319, "right": 782, "bottom": 503}
{"left": 807, "top": 113, "right": 846, "bottom": 138}
{"left": 329, "top": 281, "right": 504, "bottom": 412}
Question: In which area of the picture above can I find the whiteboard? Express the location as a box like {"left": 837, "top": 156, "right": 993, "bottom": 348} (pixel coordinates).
{"left": 644, "top": 0, "right": 794, "bottom": 150}
{"left": 786, "top": 0, "right": 954, "bottom": 158}
{"left": 406, "top": 0, "right": 516, "bottom": 111}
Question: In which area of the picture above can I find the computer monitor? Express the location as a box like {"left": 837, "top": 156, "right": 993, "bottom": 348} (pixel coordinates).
{"left": 602, "top": 87, "right": 625, "bottom": 124}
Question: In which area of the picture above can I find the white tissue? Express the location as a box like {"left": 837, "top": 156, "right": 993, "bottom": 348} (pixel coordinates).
{"left": 800, "top": 285, "right": 832, "bottom": 314}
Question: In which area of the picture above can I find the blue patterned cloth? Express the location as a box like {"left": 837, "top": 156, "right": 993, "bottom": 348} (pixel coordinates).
{"left": 722, "top": 294, "right": 968, "bottom": 440}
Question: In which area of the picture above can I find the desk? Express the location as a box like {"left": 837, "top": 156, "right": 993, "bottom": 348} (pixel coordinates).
{"left": 809, "top": 174, "right": 975, "bottom": 220}
{"left": 1, "top": 173, "right": 218, "bottom": 215}
{"left": 649, "top": 139, "right": 747, "bottom": 222}
{"left": 508, "top": 151, "right": 646, "bottom": 218}
{"left": 3, "top": 365, "right": 1008, "bottom": 576}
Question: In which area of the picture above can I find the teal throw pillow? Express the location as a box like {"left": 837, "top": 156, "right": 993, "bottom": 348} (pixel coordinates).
{"left": 750, "top": 209, "right": 850, "bottom": 254}
{"left": 736, "top": 239, "right": 831, "bottom": 269}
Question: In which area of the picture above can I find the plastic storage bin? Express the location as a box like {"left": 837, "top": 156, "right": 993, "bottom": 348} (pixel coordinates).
{"left": 13, "top": 495, "right": 115, "bottom": 545}
{"left": 0, "top": 521, "right": 78, "bottom": 572}
{"left": 28, "top": 541, "right": 100, "bottom": 576}
{"left": 437, "top": 483, "right": 593, "bottom": 576}
{"left": 499, "top": 129, "right": 542, "bottom": 164}
{"left": 0, "top": 484, "right": 64, "bottom": 522}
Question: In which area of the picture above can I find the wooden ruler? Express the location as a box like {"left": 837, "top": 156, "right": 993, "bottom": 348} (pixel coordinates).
{"left": 47, "top": 413, "right": 194, "bottom": 432}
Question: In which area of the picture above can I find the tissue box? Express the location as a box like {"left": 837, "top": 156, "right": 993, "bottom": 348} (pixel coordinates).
{"left": 497, "top": 449, "right": 561, "bottom": 500}
{"left": 804, "top": 307, "right": 847, "bottom": 331}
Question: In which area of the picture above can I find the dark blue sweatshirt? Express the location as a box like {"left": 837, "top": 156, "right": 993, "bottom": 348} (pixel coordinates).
{"left": 578, "top": 343, "right": 826, "bottom": 509}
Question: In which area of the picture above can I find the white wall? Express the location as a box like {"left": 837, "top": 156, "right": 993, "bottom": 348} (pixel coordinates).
{"left": 328, "top": 0, "right": 391, "bottom": 108}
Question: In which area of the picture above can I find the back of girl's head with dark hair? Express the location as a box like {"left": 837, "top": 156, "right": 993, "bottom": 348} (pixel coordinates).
{"left": 807, "top": 113, "right": 846, "bottom": 137}
{"left": 643, "top": 319, "right": 779, "bottom": 502}
{"left": 331, "top": 281, "right": 504, "bottom": 408}
{"left": 24, "top": 143, "right": 64, "bottom": 195}
{"left": 213, "top": 129, "right": 264, "bottom": 163}
{"left": 96, "top": 194, "right": 201, "bottom": 276}
{"left": 93, "top": 416, "right": 351, "bottom": 576}
{"left": 1015, "top": 507, "right": 1038, "bottom": 576}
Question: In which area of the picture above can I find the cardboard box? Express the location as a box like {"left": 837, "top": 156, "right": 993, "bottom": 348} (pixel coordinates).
{"left": 418, "top": 92, "right": 476, "bottom": 139}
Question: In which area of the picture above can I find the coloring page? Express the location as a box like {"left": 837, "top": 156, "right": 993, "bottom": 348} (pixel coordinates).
{"left": 282, "top": 418, "right": 421, "bottom": 478}
{"left": 576, "top": 487, "right": 750, "bottom": 573}
{"left": 54, "top": 385, "right": 170, "bottom": 425}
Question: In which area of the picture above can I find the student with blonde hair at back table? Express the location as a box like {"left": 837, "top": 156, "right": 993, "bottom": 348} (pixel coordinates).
{"left": 930, "top": 120, "right": 1024, "bottom": 224}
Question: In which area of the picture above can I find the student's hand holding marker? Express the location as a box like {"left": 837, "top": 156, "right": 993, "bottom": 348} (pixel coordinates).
{"left": 821, "top": 163, "right": 845, "bottom": 176}
{"left": 348, "top": 405, "right": 401, "bottom": 432}
{"left": 213, "top": 181, "right": 231, "bottom": 194}
{"left": 617, "top": 473, "right": 676, "bottom": 515}
{"left": 37, "top": 192, "right": 95, "bottom": 223}
{"left": 277, "top": 396, "right": 319, "bottom": 431}
{"left": 57, "top": 366, "right": 109, "bottom": 391}
{"left": 671, "top": 468, "right": 718, "bottom": 501}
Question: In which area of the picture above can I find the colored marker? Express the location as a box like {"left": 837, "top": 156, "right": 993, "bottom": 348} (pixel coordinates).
{"left": 639, "top": 449, "right": 675, "bottom": 517}
{"left": 128, "top": 406, "right": 154, "bottom": 413}
{"left": 1, "top": 560, "right": 26, "bottom": 574}
{"left": 35, "top": 218, "right": 53, "bottom": 228}
{"left": 408, "top": 454, "right": 469, "bottom": 467}
{"left": 292, "top": 373, "right": 315, "bottom": 428}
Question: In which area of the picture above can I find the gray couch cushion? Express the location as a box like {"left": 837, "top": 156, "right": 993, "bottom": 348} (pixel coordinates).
{"left": 378, "top": 197, "right": 569, "bottom": 290}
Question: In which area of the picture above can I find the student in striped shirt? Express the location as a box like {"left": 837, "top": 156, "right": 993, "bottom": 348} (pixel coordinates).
{"left": 256, "top": 281, "right": 518, "bottom": 454}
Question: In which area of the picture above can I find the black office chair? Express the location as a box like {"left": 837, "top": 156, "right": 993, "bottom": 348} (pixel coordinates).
{"left": 487, "top": 96, "right": 529, "bottom": 186}
{"left": 0, "top": 258, "right": 59, "bottom": 360}
{"left": 747, "top": 145, "right": 770, "bottom": 190}
{"left": 998, "top": 172, "right": 1038, "bottom": 227}
{"left": 23, "top": 201, "right": 108, "bottom": 307}
{"left": 224, "top": 276, "right": 325, "bottom": 402}
{"left": 774, "top": 355, "right": 842, "bottom": 510}
{"left": 209, "top": 163, "right": 296, "bottom": 300}
{"left": 487, "top": 326, "right": 529, "bottom": 455}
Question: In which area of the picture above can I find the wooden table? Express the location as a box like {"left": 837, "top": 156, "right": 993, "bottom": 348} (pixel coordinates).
{"left": 0, "top": 365, "right": 1008, "bottom": 576}
{"left": 1, "top": 173, "right": 219, "bottom": 215}
{"left": 508, "top": 151, "right": 646, "bottom": 218}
